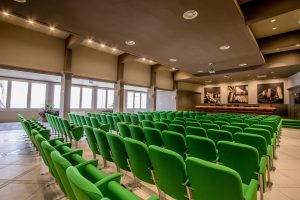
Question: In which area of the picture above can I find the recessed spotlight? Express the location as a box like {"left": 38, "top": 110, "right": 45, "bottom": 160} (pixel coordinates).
{"left": 171, "top": 67, "right": 177, "bottom": 71}
{"left": 169, "top": 58, "right": 177, "bottom": 62}
{"left": 13, "top": 0, "right": 26, "bottom": 3}
{"left": 100, "top": 43, "right": 105, "bottom": 48}
{"left": 49, "top": 26, "right": 55, "bottom": 31}
{"left": 197, "top": 70, "right": 204, "bottom": 73}
{"left": 142, "top": 58, "right": 146, "bottom": 61}
{"left": 298, "top": 20, "right": 300, "bottom": 24}
{"left": 272, "top": 27, "right": 277, "bottom": 30}
{"left": 87, "top": 39, "right": 92, "bottom": 44}
{"left": 183, "top": 10, "right": 198, "bottom": 20}
{"left": 257, "top": 75, "right": 267, "bottom": 78}
{"left": 270, "top": 19, "right": 276, "bottom": 23}
{"left": 219, "top": 45, "right": 230, "bottom": 50}
{"left": 28, "top": 19, "right": 34, "bottom": 24}
{"left": 276, "top": 47, "right": 280, "bottom": 51}
{"left": 239, "top": 63, "right": 247, "bottom": 67}
{"left": 2, "top": 11, "right": 9, "bottom": 16}
{"left": 296, "top": 44, "right": 300, "bottom": 47}
{"left": 205, "top": 80, "right": 212, "bottom": 83}
{"left": 149, "top": 60, "right": 153, "bottom": 63}
{"left": 247, "top": 74, "right": 250, "bottom": 77}
{"left": 125, "top": 40, "right": 135, "bottom": 46}
{"left": 224, "top": 75, "right": 230, "bottom": 78}
{"left": 112, "top": 48, "right": 117, "bottom": 52}
{"left": 271, "top": 71, "right": 274, "bottom": 74}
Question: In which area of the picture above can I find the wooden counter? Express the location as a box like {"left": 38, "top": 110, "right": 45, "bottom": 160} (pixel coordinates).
{"left": 195, "top": 105, "right": 276, "bottom": 115}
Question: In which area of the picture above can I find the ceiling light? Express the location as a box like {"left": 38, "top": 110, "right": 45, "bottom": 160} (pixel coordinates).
{"left": 205, "top": 80, "right": 212, "bottom": 83}
{"left": 272, "top": 27, "right": 277, "bottom": 30}
{"left": 257, "top": 75, "right": 267, "bottom": 78}
{"left": 298, "top": 20, "right": 300, "bottom": 24}
{"left": 247, "top": 74, "right": 250, "bottom": 77}
{"left": 183, "top": 10, "right": 198, "bottom": 20}
{"left": 271, "top": 71, "right": 274, "bottom": 74}
{"left": 13, "top": 0, "right": 26, "bottom": 3}
{"left": 2, "top": 11, "right": 9, "bottom": 16}
{"left": 28, "top": 19, "right": 34, "bottom": 24}
{"left": 276, "top": 47, "right": 280, "bottom": 51}
{"left": 100, "top": 43, "right": 105, "bottom": 48}
{"left": 239, "top": 63, "right": 247, "bottom": 67}
{"left": 224, "top": 75, "right": 230, "bottom": 78}
{"left": 112, "top": 48, "right": 117, "bottom": 52}
{"left": 169, "top": 58, "right": 177, "bottom": 62}
{"left": 171, "top": 67, "right": 177, "bottom": 71}
{"left": 142, "top": 58, "right": 146, "bottom": 61}
{"left": 87, "top": 39, "right": 92, "bottom": 44}
{"left": 49, "top": 26, "right": 55, "bottom": 31}
{"left": 296, "top": 44, "right": 300, "bottom": 47}
{"left": 219, "top": 45, "right": 230, "bottom": 50}
{"left": 125, "top": 40, "right": 135, "bottom": 46}
{"left": 270, "top": 19, "right": 276, "bottom": 23}
{"left": 149, "top": 60, "right": 153, "bottom": 63}
{"left": 197, "top": 70, "right": 203, "bottom": 73}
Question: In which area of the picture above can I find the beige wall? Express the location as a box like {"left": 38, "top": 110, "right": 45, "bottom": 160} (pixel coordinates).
{"left": 287, "top": 72, "right": 300, "bottom": 89}
{"left": 72, "top": 45, "right": 118, "bottom": 81}
{"left": 0, "top": 21, "right": 65, "bottom": 73}
{"left": 123, "top": 61, "right": 150, "bottom": 86}
{"left": 177, "top": 82, "right": 202, "bottom": 93}
{"left": 156, "top": 70, "right": 173, "bottom": 90}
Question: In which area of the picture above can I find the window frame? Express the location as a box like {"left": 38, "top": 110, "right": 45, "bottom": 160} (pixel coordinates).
{"left": 125, "top": 90, "right": 147, "bottom": 110}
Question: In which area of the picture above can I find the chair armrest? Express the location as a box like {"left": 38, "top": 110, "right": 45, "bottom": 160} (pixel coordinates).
{"left": 54, "top": 142, "right": 72, "bottom": 151}
{"left": 244, "top": 179, "right": 258, "bottom": 200}
{"left": 94, "top": 173, "right": 122, "bottom": 190}
{"left": 75, "top": 159, "right": 98, "bottom": 173}
{"left": 71, "top": 126, "right": 84, "bottom": 141}
{"left": 63, "top": 149, "right": 83, "bottom": 161}
{"left": 49, "top": 137, "right": 64, "bottom": 146}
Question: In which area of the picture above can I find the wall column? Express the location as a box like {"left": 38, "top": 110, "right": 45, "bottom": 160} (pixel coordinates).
{"left": 173, "top": 73, "right": 178, "bottom": 111}
{"left": 60, "top": 72, "right": 72, "bottom": 119}
{"left": 115, "top": 54, "right": 125, "bottom": 112}
{"left": 149, "top": 65, "right": 157, "bottom": 111}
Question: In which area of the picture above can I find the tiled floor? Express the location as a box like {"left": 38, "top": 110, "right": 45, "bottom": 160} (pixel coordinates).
{"left": 0, "top": 123, "right": 299, "bottom": 200}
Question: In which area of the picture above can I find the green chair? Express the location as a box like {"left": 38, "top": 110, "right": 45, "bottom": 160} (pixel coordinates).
{"left": 160, "top": 119, "right": 171, "bottom": 124}
{"left": 186, "top": 157, "right": 258, "bottom": 200}
{"left": 168, "top": 124, "right": 186, "bottom": 135}
{"left": 217, "top": 141, "right": 263, "bottom": 198}
{"left": 186, "top": 126, "right": 206, "bottom": 137}
{"left": 231, "top": 122, "right": 249, "bottom": 131}
{"left": 106, "top": 132, "right": 130, "bottom": 172}
{"left": 145, "top": 114, "right": 154, "bottom": 121}
{"left": 171, "top": 120, "right": 185, "bottom": 126}
{"left": 166, "top": 112, "right": 175, "bottom": 121}
{"left": 123, "top": 138, "right": 154, "bottom": 184}
{"left": 100, "top": 114, "right": 108, "bottom": 124}
{"left": 207, "top": 129, "right": 233, "bottom": 144}
{"left": 124, "top": 114, "right": 132, "bottom": 124}
{"left": 143, "top": 127, "right": 164, "bottom": 147}
{"left": 221, "top": 125, "right": 243, "bottom": 135}
{"left": 129, "top": 125, "right": 146, "bottom": 142}
{"left": 79, "top": 115, "right": 87, "bottom": 126}
{"left": 117, "top": 122, "right": 131, "bottom": 138}
{"left": 202, "top": 123, "right": 220, "bottom": 131}
{"left": 185, "top": 121, "right": 201, "bottom": 127}
{"left": 149, "top": 145, "right": 188, "bottom": 200}
{"left": 137, "top": 113, "right": 146, "bottom": 121}
{"left": 83, "top": 125, "right": 100, "bottom": 159}
{"left": 130, "top": 115, "right": 139, "bottom": 125}
{"left": 162, "top": 130, "right": 187, "bottom": 158}
{"left": 216, "top": 117, "right": 229, "bottom": 122}
{"left": 90, "top": 117, "right": 101, "bottom": 128}
{"left": 142, "top": 120, "right": 155, "bottom": 128}
{"left": 93, "top": 128, "right": 113, "bottom": 167}
{"left": 186, "top": 135, "right": 217, "bottom": 162}
{"left": 214, "top": 121, "right": 230, "bottom": 128}
{"left": 84, "top": 116, "right": 93, "bottom": 127}
{"left": 153, "top": 122, "right": 169, "bottom": 132}
{"left": 95, "top": 114, "right": 103, "bottom": 124}
{"left": 245, "top": 119, "right": 259, "bottom": 126}
{"left": 112, "top": 116, "right": 121, "bottom": 132}
{"left": 106, "top": 115, "right": 115, "bottom": 131}
{"left": 230, "top": 118, "right": 243, "bottom": 123}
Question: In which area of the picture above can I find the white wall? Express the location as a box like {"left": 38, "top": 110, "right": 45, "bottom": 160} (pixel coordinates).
{"left": 156, "top": 89, "right": 176, "bottom": 111}
{"left": 287, "top": 72, "right": 300, "bottom": 89}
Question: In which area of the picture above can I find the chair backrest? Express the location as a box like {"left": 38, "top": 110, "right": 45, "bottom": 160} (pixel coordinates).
{"left": 166, "top": 112, "right": 175, "bottom": 121}
{"left": 66, "top": 166, "right": 103, "bottom": 200}
{"left": 154, "top": 122, "right": 169, "bottom": 132}
{"left": 185, "top": 121, "right": 201, "bottom": 128}
{"left": 160, "top": 118, "right": 171, "bottom": 124}
{"left": 186, "top": 126, "right": 206, "bottom": 137}
{"left": 207, "top": 129, "right": 233, "bottom": 144}
{"left": 221, "top": 125, "right": 243, "bottom": 135}
{"left": 83, "top": 125, "right": 100, "bottom": 157}
{"left": 106, "top": 115, "right": 115, "bottom": 130}
{"left": 51, "top": 151, "right": 76, "bottom": 200}
{"left": 230, "top": 118, "right": 243, "bottom": 123}
{"left": 214, "top": 121, "right": 230, "bottom": 128}
{"left": 128, "top": 125, "right": 146, "bottom": 142}
{"left": 123, "top": 138, "right": 154, "bottom": 184}
{"left": 137, "top": 113, "right": 146, "bottom": 121}
{"left": 117, "top": 122, "right": 131, "bottom": 138}
{"left": 244, "top": 119, "right": 259, "bottom": 126}
{"left": 95, "top": 114, "right": 103, "bottom": 124}
{"left": 80, "top": 115, "right": 87, "bottom": 126}
{"left": 216, "top": 117, "right": 229, "bottom": 122}
{"left": 149, "top": 145, "right": 187, "bottom": 200}
{"left": 142, "top": 120, "right": 155, "bottom": 128}
{"left": 233, "top": 133, "right": 267, "bottom": 159}
{"left": 130, "top": 115, "right": 139, "bottom": 125}
{"left": 261, "top": 120, "right": 278, "bottom": 133}
{"left": 112, "top": 116, "right": 121, "bottom": 131}
{"left": 124, "top": 114, "right": 132, "bottom": 123}
{"left": 186, "top": 135, "right": 217, "bottom": 162}
{"left": 168, "top": 124, "right": 186, "bottom": 136}
{"left": 202, "top": 123, "right": 220, "bottom": 131}
{"left": 93, "top": 128, "right": 113, "bottom": 162}
{"left": 251, "top": 124, "right": 274, "bottom": 138}
{"left": 90, "top": 117, "right": 100, "bottom": 129}
{"left": 186, "top": 157, "right": 245, "bottom": 200}
{"left": 217, "top": 141, "right": 259, "bottom": 184}
{"left": 84, "top": 116, "right": 93, "bottom": 127}
{"left": 106, "top": 132, "right": 130, "bottom": 171}
{"left": 231, "top": 122, "right": 249, "bottom": 131}
{"left": 171, "top": 120, "right": 185, "bottom": 126}
{"left": 244, "top": 127, "right": 271, "bottom": 145}
{"left": 143, "top": 127, "right": 164, "bottom": 147}
{"left": 100, "top": 114, "right": 108, "bottom": 124}
{"left": 145, "top": 114, "right": 154, "bottom": 121}
{"left": 162, "top": 130, "right": 187, "bottom": 158}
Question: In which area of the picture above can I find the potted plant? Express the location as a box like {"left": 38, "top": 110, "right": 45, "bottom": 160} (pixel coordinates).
{"left": 38, "top": 103, "right": 59, "bottom": 122}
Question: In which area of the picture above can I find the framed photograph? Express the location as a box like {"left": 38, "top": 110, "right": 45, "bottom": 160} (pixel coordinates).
{"left": 228, "top": 85, "right": 248, "bottom": 103}
{"left": 204, "top": 87, "right": 221, "bottom": 103}
{"left": 257, "top": 82, "right": 284, "bottom": 104}
{"left": 295, "top": 93, "right": 300, "bottom": 104}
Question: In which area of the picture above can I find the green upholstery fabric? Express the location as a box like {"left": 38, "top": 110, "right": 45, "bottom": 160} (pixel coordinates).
{"left": 130, "top": 115, "right": 139, "bottom": 125}
{"left": 202, "top": 123, "right": 220, "bottom": 131}
{"left": 231, "top": 122, "right": 249, "bottom": 131}
{"left": 112, "top": 116, "right": 121, "bottom": 131}
{"left": 168, "top": 124, "right": 186, "bottom": 135}
{"left": 149, "top": 145, "right": 188, "bottom": 200}
{"left": 100, "top": 114, "right": 108, "bottom": 124}
{"left": 162, "top": 130, "right": 187, "bottom": 158}
{"left": 123, "top": 138, "right": 154, "bottom": 184}
{"left": 171, "top": 120, "right": 185, "bottom": 126}
{"left": 245, "top": 119, "right": 259, "bottom": 126}
{"left": 84, "top": 125, "right": 100, "bottom": 159}
{"left": 185, "top": 121, "right": 201, "bottom": 127}
{"left": 230, "top": 118, "right": 244, "bottom": 123}
{"left": 143, "top": 127, "right": 164, "bottom": 147}
{"left": 160, "top": 119, "right": 171, "bottom": 124}
{"left": 186, "top": 126, "right": 207, "bottom": 137}
{"left": 154, "top": 122, "right": 169, "bottom": 132}
{"left": 214, "top": 121, "right": 230, "bottom": 128}
{"left": 207, "top": 129, "right": 233, "bottom": 144}
{"left": 129, "top": 125, "right": 146, "bottom": 142}
{"left": 117, "top": 123, "right": 131, "bottom": 138}
{"left": 186, "top": 157, "right": 258, "bottom": 200}
{"left": 186, "top": 135, "right": 217, "bottom": 162}
{"left": 93, "top": 128, "right": 113, "bottom": 163}
{"left": 221, "top": 125, "right": 243, "bottom": 135}
{"left": 142, "top": 120, "right": 155, "bottom": 128}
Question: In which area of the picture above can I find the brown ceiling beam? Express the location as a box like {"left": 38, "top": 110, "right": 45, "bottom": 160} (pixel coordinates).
{"left": 258, "top": 30, "right": 300, "bottom": 53}
{"left": 118, "top": 53, "right": 138, "bottom": 63}
{"left": 263, "top": 49, "right": 300, "bottom": 68}
{"left": 66, "top": 34, "right": 84, "bottom": 49}
{"left": 241, "top": 0, "right": 300, "bottom": 24}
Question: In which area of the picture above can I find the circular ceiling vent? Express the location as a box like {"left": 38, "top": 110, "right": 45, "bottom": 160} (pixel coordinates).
{"left": 13, "top": 0, "right": 26, "bottom": 3}
{"left": 183, "top": 10, "right": 198, "bottom": 20}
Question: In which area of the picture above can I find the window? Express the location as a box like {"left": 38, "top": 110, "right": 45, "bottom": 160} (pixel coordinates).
{"left": 81, "top": 87, "right": 92, "bottom": 109}
{"left": 53, "top": 85, "right": 61, "bottom": 109}
{"left": 70, "top": 86, "right": 80, "bottom": 109}
{"left": 0, "top": 80, "right": 8, "bottom": 108}
{"left": 107, "top": 90, "right": 114, "bottom": 109}
{"left": 134, "top": 93, "right": 141, "bottom": 108}
{"left": 30, "top": 83, "right": 46, "bottom": 108}
{"left": 141, "top": 93, "right": 147, "bottom": 109}
{"left": 97, "top": 89, "right": 106, "bottom": 109}
{"left": 127, "top": 91, "right": 134, "bottom": 109}
{"left": 10, "top": 81, "right": 29, "bottom": 108}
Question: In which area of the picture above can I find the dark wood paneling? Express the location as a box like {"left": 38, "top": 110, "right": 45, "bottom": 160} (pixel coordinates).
{"left": 177, "top": 91, "right": 201, "bottom": 111}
